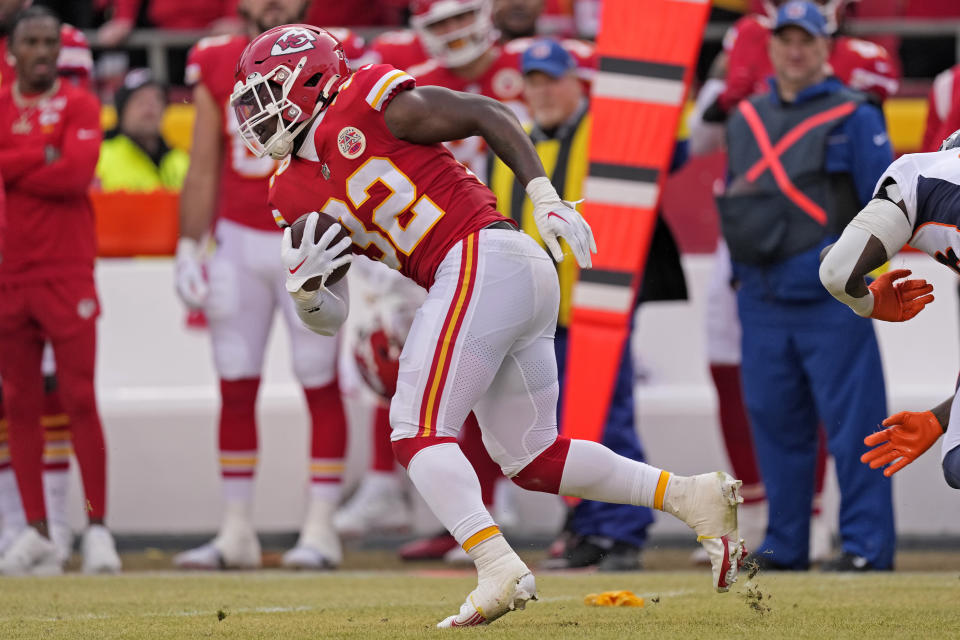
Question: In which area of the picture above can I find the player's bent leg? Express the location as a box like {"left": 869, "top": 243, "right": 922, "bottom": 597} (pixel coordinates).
{"left": 508, "top": 437, "right": 744, "bottom": 592}
{"left": 942, "top": 445, "right": 960, "bottom": 489}
{"left": 393, "top": 437, "right": 536, "bottom": 627}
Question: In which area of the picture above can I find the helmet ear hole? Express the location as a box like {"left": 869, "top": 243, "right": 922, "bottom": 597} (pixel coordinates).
{"left": 303, "top": 73, "right": 323, "bottom": 88}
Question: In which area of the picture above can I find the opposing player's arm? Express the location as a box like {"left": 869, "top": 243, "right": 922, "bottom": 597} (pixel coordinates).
{"left": 384, "top": 86, "right": 546, "bottom": 186}
{"left": 179, "top": 83, "right": 222, "bottom": 242}
{"left": 383, "top": 86, "right": 597, "bottom": 267}
{"left": 819, "top": 176, "right": 932, "bottom": 321}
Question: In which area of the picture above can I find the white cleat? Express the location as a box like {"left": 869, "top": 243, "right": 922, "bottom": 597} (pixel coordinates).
{"left": 173, "top": 526, "right": 261, "bottom": 570}
{"left": 281, "top": 543, "right": 339, "bottom": 570}
{"left": 82, "top": 525, "right": 122, "bottom": 574}
{"left": 438, "top": 570, "right": 538, "bottom": 628}
{"left": 50, "top": 523, "right": 74, "bottom": 564}
{"left": 442, "top": 544, "right": 473, "bottom": 565}
{"left": 333, "top": 474, "right": 410, "bottom": 537}
{"left": 285, "top": 498, "right": 342, "bottom": 570}
{"left": 0, "top": 524, "right": 26, "bottom": 558}
{"left": 0, "top": 527, "right": 63, "bottom": 576}
{"left": 664, "top": 471, "right": 745, "bottom": 592}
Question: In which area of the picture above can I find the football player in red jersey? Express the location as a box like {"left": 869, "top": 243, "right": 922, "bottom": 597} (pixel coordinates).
{"left": 233, "top": 25, "right": 745, "bottom": 626}
{"left": 0, "top": 6, "right": 120, "bottom": 576}
{"left": 688, "top": 0, "right": 900, "bottom": 564}
{"left": 172, "top": 0, "right": 351, "bottom": 571}
{"left": 0, "top": 0, "right": 93, "bottom": 565}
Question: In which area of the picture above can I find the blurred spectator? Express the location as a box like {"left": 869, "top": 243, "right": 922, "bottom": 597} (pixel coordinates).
{"left": 96, "top": 69, "right": 188, "bottom": 192}
{"left": 492, "top": 0, "right": 541, "bottom": 39}
{"left": 0, "top": 5, "right": 120, "bottom": 576}
{"left": 305, "top": 0, "right": 400, "bottom": 27}
{"left": 922, "top": 63, "right": 960, "bottom": 153}
{"left": 97, "top": 0, "right": 242, "bottom": 46}
{"left": 716, "top": 2, "right": 894, "bottom": 572}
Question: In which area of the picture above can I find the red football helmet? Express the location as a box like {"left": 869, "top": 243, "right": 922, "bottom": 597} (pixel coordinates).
{"left": 230, "top": 24, "right": 349, "bottom": 159}
{"left": 354, "top": 325, "right": 402, "bottom": 400}
{"left": 410, "top": 0, "right": 495, "bottom": 68}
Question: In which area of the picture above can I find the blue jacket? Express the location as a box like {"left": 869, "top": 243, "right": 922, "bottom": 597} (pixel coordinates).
{"left": 733, "top": 77, "right": 893, "bottom": 302}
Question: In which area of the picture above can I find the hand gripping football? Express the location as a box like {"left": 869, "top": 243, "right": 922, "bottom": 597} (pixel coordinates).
{"left": 288, "top": 212, "right": 352, "bottom": 290}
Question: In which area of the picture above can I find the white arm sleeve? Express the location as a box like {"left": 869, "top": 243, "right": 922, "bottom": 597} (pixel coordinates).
{"left": 819, "top": 196, "right": 912, "bottom": 317}
{"left": 290, "top": 278, "right": 350, "bottom": 336}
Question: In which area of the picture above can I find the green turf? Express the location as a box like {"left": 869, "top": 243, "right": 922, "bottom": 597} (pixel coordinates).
{"left": 1, "top": 569, "right": 959, "bottom": 639}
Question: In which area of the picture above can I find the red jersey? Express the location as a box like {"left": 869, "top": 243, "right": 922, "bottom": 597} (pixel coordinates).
{"left": 718, "top": 14, "right": 900, "bottom": 113}
{"left": 268, "top": 65, "right": 510, "bottom": 289}
{"left": 0, "top": 81, "right": 102, "bottom": 283}
{"left": 186, "top": 35, "right": 278, "bottom": 231}
{"left": 0, "top": 24, "right": 93, "bottom": 89}
{"left": 368, "top": 29, "right": 430, "bottom": 71}
{"left": 923, "top": 64, "right": 960, "bottom": 153}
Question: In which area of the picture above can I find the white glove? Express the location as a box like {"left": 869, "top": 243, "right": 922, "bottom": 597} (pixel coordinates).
{"left": 526, "top": 176, "right": 597, "bottom": 268}
{"left": 174, "top": 237, "right": 209, "bottom": 309}
{"left": 282, "top": 211, "right": 354, "bottom": 293}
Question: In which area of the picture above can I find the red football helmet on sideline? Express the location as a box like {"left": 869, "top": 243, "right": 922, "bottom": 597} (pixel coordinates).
{"left": 763, "top": 0, "right": 855, "bottom": 34}
{"left": 354, "top": 325, "right": 403, "bottom": 400}
{"left": 410, "top": 0, "right": 495, "bottom": 68}
{"left": 230, "top": 24, "right": 349, "bottom": 159}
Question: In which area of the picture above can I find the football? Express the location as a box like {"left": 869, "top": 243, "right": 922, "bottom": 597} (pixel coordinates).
{"left": 288, "top": 212, "right": 352, "bottom": 290}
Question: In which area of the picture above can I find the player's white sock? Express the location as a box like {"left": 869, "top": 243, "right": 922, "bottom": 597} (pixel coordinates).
{"left": 308, "top": 476, "right": 341, "bottom": 503}
{"left": 468, "top": 531, "right": 527, "bottom": 580}
{"left": 222, "top": 478, "right": 254, "bottom": 504}
{"left": 0, "top": 467, "right": 26, "bottom": 540}
{"left": 406, "top": 442, "right": 496, "bottom": 546}
{"left": 558, "top": 439, "right": 665, "bottom": 508}
{"left": 43, "top": 469, "right": 70, "bottom": 527}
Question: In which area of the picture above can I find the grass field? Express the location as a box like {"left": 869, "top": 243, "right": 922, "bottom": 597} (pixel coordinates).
{"left": 2, "top": 551, "right": 960, "bottom": 639}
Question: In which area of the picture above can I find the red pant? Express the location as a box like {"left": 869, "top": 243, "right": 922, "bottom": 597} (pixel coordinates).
{"left": 0, "top": 278, "right": 106, "bottom": 522}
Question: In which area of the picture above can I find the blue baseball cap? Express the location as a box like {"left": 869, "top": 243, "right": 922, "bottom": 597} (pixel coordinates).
{"left": 521, "top": 39, "right": 576, "bottom": 78}
{"left": 773, "top": 1, "right": 828, "bottom": 38}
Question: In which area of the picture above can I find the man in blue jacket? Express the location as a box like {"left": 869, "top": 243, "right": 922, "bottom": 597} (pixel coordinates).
{"left": 715, "top": 0, "right": 895, "bottom": 571}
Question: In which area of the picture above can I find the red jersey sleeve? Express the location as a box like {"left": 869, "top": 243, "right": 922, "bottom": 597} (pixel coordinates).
{"left": 718, "top": 15, "right": 771, "bottom": 113}
{"left": 185, "top": 35, "right": 240, "bottom": 98}
{"left": 15, "top": 89, "right": 101, "bottom": 197}
{"left": 830, "top": 37, "right": 900, "bottom": 103}
{"left": 342, "top": 64, "right": 416, "bottom": 117}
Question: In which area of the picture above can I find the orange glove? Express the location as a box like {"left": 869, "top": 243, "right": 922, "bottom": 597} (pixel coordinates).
{"left": 861, "top": 411, "right": 944, "bottom": 477}
{"left": 868, "top": 269, "right": 934, "bottom": 322}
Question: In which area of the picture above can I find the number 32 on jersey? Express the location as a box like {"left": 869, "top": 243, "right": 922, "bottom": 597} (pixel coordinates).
{"left": 274, "top": 156, "right": 445, "bottom": 270}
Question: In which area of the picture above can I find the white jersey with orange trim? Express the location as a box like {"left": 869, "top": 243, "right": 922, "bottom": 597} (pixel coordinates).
{"left": 876, "top": 149, "right": 960, "bottom": 272}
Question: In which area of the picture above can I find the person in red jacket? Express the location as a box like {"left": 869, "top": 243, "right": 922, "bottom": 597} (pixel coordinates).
{"left": 0, "top": 0, "right": 94, "bottom": 563}
{"left": 0, "top": 5, "right": 120, "bottom": 576}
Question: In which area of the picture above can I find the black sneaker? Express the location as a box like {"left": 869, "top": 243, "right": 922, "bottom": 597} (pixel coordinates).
{"left": 742, "top": 551, "right": 805, "bottom": 573}
{"left": 597, "top": 542, "right": 642, "bottom": 572}
{"left": 819, "top": 552, "right": 888, "bottom": 572}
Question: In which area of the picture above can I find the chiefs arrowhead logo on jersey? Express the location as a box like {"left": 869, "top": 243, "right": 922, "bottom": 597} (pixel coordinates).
{"left": 271, "top": 28, "right": 317, "bottom": 56}
{"left": 338, "top": 127, "right": 366, "bottom": 159}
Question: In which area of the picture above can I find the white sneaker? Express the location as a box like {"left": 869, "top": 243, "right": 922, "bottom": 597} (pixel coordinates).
{"left": 438, "top": 563, "right": 537, "bottom": 627}
{"left": 0, "top": 524, "right": 26, "bottom": 557}
{"left": 49, "top": 522, "right": 74, "bottom": 564}
{"left": 0, "top": 527, "right": 63, "bottom": 576}
{"left": 284, "top": 499, "right": 341, "bottom": 570}
{"left": 333, "top": 473, "right": 410, "bottom": 537}
{"left": 81, "top": 525, "right": 121, "bottom": 574}
{"left": 664, "top": 471, "right": 745, "bottom": 592}
{"left": 443, "top": 544, "right": 472, "bottom": 565}
{"left": 174, "top": 519, "right": 261, "bottom": 570}
{"left": 809, "top": 512, "right": 833, "bottom": 563}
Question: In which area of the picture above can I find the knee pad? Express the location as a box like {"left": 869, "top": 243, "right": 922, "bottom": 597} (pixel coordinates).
{"left": 943, "top": 446, "right": 960, "bottom": 490}
{"left": 392, "top": 435, "right": 457, "bottom": 468}
{"left": 510, "top": 436, "right": 570, "bottom": 494}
